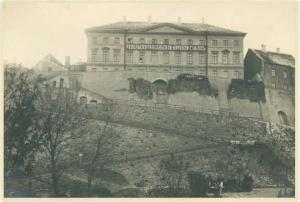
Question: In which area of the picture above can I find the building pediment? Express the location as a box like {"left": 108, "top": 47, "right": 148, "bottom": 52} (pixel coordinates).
{"left": 140, "top": 23, "right": 194, "bottom": 34}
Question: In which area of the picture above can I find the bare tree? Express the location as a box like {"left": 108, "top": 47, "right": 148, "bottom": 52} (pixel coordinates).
{"left": 35, "top": 84, "right": 84, "bottom": 196}
{"left": 158, "top": 154, "right": 190, "bottom": 196}
{"left": 73, "top": 103, "right": 120, "bottom": 196}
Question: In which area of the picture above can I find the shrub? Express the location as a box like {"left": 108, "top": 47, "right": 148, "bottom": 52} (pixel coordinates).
{"left": 223, "top": 178, "right": 239, "bottom": 192}
{"left": 241, "top": 174, "right": 254, "bottom": 192}
{"left": 127, "top": 78, "right": 153, "bottom": 100}
{"left": 227, "top": 79, "right": 266, "bottom": 102}
{"left": 187, "top": 171, "right": 209, "bottom": 197}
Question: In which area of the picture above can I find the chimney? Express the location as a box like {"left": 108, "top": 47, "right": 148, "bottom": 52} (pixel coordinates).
{"left": 276, "top": 48, "right": 280, "bottom": 53}
{"left": 65, "top": 56, "right": 70, "bottom": 67}
{"left": 122, "top": 15, "right": 126, "bottom": 22}
{"left": 178, "top": 17, "right": 181, "bottom": 23}
{"left": 148, "top": 16, "right": 152, "bottom": 23}
{"left": 202, "top": 17, "right": 205, "bottom": 24}
{"left": 261, "top": 44, "right": 266, "bottom": 51}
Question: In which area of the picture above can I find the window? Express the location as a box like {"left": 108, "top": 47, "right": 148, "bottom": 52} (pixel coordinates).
{"left": 114, "top": 37, "right": 120, "bottom": 44}
{"left": 103, "top": 37, "right": 109, "bottom": 44}
{"left": 283, "top": 71, "right": 288, "bottom": 79}
{"left": 234, "top": 40, "right": 239, "bottom": 46}
{"left": 139, "top": 38, "right": 145, "bottom": 44}
{"left": 212, "top": 70, "right": 218, "bottom": 77}
{"left": 199, "top": 53, "right": 205, "bottom": 64}
{"left": 151, "top": 52, "right": 158, "bottom": 64}
{"left": 163, "top": 52, "right": 169, "bottom": 64}
{"left": 199, "top": 40, "right": 205, "bottom": 45}
{"left": 188, "top": 39, "right": 193, "bottom": 45}
{"left": 139, "top": 51, "right": 145, "bottom": 63}
{"left": 128, "top": 38, "right": 133, "bottom": 44}
{"left": 163, "top": 39, "right": 169, "bottom": 45}
{"left": 211, "top": 52, "right": 218, "bottom": 64}
{"left": 187, "top": 53, "right": 193, "bottom": 64}
{"left": 113, "top": 49, "right": 120, "bottom": 63}
{"left": 102, "top": 49, "right": 109, "bottom": 62}
{"left": 223, "top": 70, "right": 228, "bottom": 78}
{"left": 176, "top": 39, "right": 181, "bottom": 45}
{"left": 234, "top": 71, "right": 239, "bottom": 79}
{"left": 222, "top": 53, "right": 229, "bottom": 64}
{"left": 91, "top": 48, "right": 98, "bottom": 63}
{"left": 233, "top": 52, "right": 240, "bottom": 64}
{"left": 151, "top": 39, "right": 158, "bottom": 44}
{"left": 278, "top": 111, "right": 289, "bottom": 125}
{"left": 283, "top": 85, "right": 288, "bottom": 90}
{"left": 212, "top": 40, "right": 218, "bottom": 46}
{"left": 271, "top": 83, "right": 276, "bottom": 88}
{"left": 223, "top": 40, "right": 228, "bottom": 47}
{"left": 127, "top": 51, "right": 133, "bottom": 63}
{"left": 271, "top": 69, "right": 276, "bottom": 76}
{"left": 175, "top": 52, "right": 181, "bottom": 64}
{"left": 199, "top": 69, "right": 205, "bottom": 76}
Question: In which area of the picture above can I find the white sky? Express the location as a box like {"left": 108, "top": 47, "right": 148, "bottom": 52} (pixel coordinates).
{"left": 1, "top": 0, "right": 299, "bottom": 67}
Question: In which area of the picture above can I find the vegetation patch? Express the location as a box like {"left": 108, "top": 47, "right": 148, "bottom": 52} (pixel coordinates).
{"left": 227, "top": 79, "right": 266, "bottom": 102}
{"left": 128, "top": 74, "right": 218, "bottom": 100}
{"left": 128, "top": 78, "right": 153, "bottom": 100}
{"left": 167, "top": 74, "right": 218, "bottom": 97}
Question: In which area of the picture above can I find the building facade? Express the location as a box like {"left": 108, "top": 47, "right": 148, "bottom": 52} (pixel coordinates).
{"left": 244, "top": 48, "right": 295, "bottom": 126}
{"left": 85, "top": 21, "right": 246, "bottom": 80}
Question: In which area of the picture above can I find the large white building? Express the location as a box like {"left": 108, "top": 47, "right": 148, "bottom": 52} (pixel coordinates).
{"left": 85, "top": 21, "right": 246, "bottom": 80}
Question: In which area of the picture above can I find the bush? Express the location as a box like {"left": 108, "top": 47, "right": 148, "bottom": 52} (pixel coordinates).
{"left": 188, "top": 171, "right": 209, "bottom": 197}
{"left": 128, "top": 78, "right": 153, "bottom": 100}
{"left": 223, "top": 178, "right": 239, "bottom": 192}
{"left": 241, "top": 174, "right": 254, "bottom": 192}
{"left": 227, "top": 79, "right": 266, "bottom": 102}
{"left": 167, "top": 74, "right": 216, "bottom": 97}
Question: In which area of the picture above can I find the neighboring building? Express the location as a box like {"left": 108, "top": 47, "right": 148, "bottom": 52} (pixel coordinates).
{"left": 33, "top": 54, "right": 65, "bottom": 72}
{"left": 244, "top": 47, "right": 295, "bottom": 126}
{"left": 68, "top": 62, "right": 87, "bottom": 72}
{"left": 85, "top": 21, "right": 246, "bottom": 80}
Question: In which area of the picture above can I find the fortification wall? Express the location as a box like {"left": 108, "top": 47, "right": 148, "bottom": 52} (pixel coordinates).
{"left": 69, "top": 71, "right": 293, "bottom": 125}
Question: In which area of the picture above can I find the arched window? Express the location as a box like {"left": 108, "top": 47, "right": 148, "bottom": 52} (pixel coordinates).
{"left": 278, "top": 111, "right": 289, "bottom": 125}
{"left": 90, "top": 99, "right": 98, "bottom": 104}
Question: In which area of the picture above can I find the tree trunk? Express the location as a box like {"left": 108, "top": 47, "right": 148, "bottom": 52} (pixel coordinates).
{"left": 87, "top": 168, "right": 94, "bottom": 196}
{"left": 51, "top": 156, "right": 59, "bottom": 196}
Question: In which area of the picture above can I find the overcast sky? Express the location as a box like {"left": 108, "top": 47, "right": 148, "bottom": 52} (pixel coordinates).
{"left": 1, "top": 0, "right": 298, "bottom": 67}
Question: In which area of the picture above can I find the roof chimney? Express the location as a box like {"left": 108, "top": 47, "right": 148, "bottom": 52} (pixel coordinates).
{"left": 178, "top": 17, "right": 181, "bottom": 23}
{"left": 148, "top": 16, "right": 152, "bottom": 23}
{"left": 122, "top": 15, "right": 127, "bottom": 22}
{"left": 202, "top": 17, "right": 205, "bottom": 24}
{"left": 276, "top": 48, "right": 280, "bottom": 53}
{"left": 261, "top": 44, "right": 266, "bottom": 51}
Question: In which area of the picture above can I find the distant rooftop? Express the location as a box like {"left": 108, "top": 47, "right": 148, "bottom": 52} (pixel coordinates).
{"left": 252, "top": 49, "right": 295, "bottom": 68}
{"left": 86, "top": 21, "right": 246, "bottom": 36}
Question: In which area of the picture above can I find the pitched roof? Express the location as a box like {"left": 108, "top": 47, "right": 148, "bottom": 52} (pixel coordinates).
{"left": 34, "top": 54, "right": 64, "bottom": 68}
{"left": 252, "top": 49, "right": 295, "bottom": 68}
{"left": 86, "top": 21, "right": 246, "bottom": 36}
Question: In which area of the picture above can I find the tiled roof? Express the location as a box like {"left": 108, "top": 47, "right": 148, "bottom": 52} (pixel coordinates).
{"left": 252, "top": 49, "right": 295, "bottom": 68}
{"left": 86, "top": 21, "right": 246, "bottom": 35}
